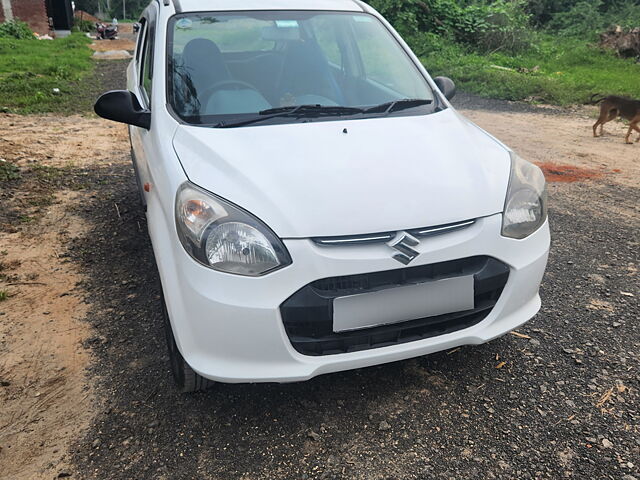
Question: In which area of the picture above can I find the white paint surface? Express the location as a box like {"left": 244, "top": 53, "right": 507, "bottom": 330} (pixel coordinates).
{"left": 1, "top": 0, "right": 14, "bottom": 21}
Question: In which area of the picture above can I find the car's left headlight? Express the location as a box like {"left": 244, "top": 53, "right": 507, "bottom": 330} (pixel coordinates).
{"left": 502, "top": 152, "right": 547, "bottom": 239}
{"left": 175, "top": 182, "right": 291, "bottom": 276}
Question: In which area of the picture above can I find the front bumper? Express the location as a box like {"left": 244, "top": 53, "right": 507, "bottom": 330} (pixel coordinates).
{"left": 155, "top": 213, "right": 549, "bottom": 383}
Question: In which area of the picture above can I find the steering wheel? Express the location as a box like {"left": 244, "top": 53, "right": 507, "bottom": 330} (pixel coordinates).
{"left": 199, "top": 80, "right": 259, "bottom": 105}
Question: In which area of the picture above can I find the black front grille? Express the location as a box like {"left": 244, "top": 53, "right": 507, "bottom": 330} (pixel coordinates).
{"left": 280, "top": 256, "right": 509, "bottom": 356}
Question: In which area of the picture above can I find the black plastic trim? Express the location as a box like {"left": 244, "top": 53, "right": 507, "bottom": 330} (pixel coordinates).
{"left": 280, "top": 256, "right": 509, "bottom": 356}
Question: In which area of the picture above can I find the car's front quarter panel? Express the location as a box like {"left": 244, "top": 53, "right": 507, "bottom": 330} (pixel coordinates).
{"left": 125, "top": 1, "right": 191, "bottom": 345}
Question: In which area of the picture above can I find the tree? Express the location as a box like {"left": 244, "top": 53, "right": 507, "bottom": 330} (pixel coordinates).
{"left": 108, "top": 0, "right": 148, "bottom": 20}
{"left": 74, "top": 0, "right": 101, "bottom": 15}
{"left": 74, "top": 0, "right": 148, "bottom": 20}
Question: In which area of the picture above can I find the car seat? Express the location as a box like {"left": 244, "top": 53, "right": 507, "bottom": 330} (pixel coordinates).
{"left": 181, "top": 38, "right": 231, "bottom": 101}
{"left": 277, "top": 40, "right": 344, "bottom": 106}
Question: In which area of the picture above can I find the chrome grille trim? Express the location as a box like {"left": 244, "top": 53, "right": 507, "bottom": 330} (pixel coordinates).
{"left": 412, "top": 219, "right": 476, "bottom": 237}
{"left": 311, "top": 219, "right": 476, "bottom": 246}
{"left": 312, "top": 232, "right": 396, "bottom": 246}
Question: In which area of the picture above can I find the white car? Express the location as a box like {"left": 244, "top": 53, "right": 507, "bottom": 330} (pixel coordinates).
{"left": 95, "top": 0, "right": 550, "bottom": 392}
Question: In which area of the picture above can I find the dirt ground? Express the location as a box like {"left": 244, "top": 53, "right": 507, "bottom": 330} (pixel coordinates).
{"left": 0, "top": 116, "right": 130, "bottom": 479}
{"left": 89, "top": 39, "right": 136, "bottom": 53}
{"left": 461, "top": 106, "right": 640, "bottom": 189}
{"left": 0, "top": 94, "right": 638, "bottom": 479}
{"left": 0, "top": 190, "right": 92, "bottom": 480}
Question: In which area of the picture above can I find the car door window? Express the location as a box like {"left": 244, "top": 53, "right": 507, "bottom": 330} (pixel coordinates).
{"left": 135, "top": 18, "right": 146, "bottom": 65}
{"left": 140, "top": 21, "right": 154, "bottom": 103}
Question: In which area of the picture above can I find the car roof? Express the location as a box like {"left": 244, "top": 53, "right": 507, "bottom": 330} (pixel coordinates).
{"left": 175, "top": 0, "right": 365, "bottom": 13}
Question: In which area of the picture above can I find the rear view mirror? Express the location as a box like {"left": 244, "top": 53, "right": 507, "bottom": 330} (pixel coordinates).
{"left": 433, "top": 76, "right": 456, "bottom": 100}
{"left": 261, "top": 25, "right": 300, "bottom": 42}
{"left": 94, "top": 90, "right": 151, "bottom": 129}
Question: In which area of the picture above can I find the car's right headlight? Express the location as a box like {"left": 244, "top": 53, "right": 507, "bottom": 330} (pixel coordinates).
{"left": 501, "top": 152, "right": 547, "bottom": 239}
{"left": 175, "top": 182, "right": 291, "bottom": 276}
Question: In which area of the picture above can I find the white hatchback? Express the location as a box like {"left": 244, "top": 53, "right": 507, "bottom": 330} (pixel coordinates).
{"left": 95, "top": 0, "right": 550, "bottom": 391}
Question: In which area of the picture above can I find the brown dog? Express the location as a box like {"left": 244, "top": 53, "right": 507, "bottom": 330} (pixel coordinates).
{"left": 591, "top": 94, "right": 640, "bottom": 143}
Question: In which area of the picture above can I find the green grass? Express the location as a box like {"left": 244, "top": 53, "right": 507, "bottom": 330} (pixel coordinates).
{"left": 417, "top": 35, "right": 640, "bottom": 105}
{"left": 0, "top": 160, "right": 20, "bottom": 181}
{"left": 0, "top": 290, "right": 8, "bottom": 302}
{"left": 0, "top": 33, "right": 94, "bottom": 113}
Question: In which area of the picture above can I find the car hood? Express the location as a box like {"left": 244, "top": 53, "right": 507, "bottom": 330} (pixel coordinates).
{"left": 172, "top": 109, "right": 511, "bottom": 238}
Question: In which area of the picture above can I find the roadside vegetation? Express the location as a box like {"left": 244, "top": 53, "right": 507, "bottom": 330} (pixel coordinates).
{"left": 0, "top": 20, "right": 94, "bottom": 113}
{"left": 418, "top": 34, "right": 640, "bottom": 104}
{"left": 369, "top": 0, "right": 640, "bottom": 105}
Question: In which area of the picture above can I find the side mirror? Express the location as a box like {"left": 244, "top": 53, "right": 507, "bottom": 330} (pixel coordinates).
{"left": 133, "top": 22, "right": 141, "bottom": 33}
{"left": 433, "top": 76, "right": 456, "bottom": 100}
{"left": 94, "top": 90, "right": 151, "bottom": 129}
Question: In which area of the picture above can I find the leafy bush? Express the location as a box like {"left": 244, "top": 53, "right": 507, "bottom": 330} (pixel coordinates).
{"left": 457, "top": 0, "right": 533, "bottom": 53}
{"left": 367, "top": 0, "right": 533, "bottom": 53}
{"left": 526, "top": 0, "right": 640, "bottom": 28}
{"left": 368, "top": 0, "right": 640, "bottom": 44}
{"left": 74, "top": 18, "right": 94, "bottom": 32}
{"left": 604, "top": 0, "right": 640, "bottom": 30}
{"left": 0, "top": 20, "right": 34, "bottom": 40}
{"left": 547, "top": 0, "right": 606, "bottom": 36}
{"left": 548, "top": 0, "right": 640, "bottom": 36}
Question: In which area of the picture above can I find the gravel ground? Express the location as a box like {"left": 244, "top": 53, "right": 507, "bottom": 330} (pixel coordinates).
{"left": 64, "top": 69, "right": 639, "bottom": 479}
{"left": 453, "top": 92, "right": 569, "bottom": 115}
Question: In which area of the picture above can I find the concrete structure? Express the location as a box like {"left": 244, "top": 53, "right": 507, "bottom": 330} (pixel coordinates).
{"left": 0, "top": 0, "right": 73, "bottom": 36}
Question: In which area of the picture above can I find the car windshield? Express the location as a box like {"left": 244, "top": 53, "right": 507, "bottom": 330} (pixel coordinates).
{"left": 167, "top": 11, "right": 436, "bottom": 126}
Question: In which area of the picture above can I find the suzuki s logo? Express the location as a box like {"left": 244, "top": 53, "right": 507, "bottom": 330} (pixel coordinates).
{"left": 387, "top": 232, "right": 420, "bottom": 265}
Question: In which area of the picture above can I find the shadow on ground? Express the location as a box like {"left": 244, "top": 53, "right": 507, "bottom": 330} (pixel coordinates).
{"left": 69, "top": 160, "right": 500, "bottom": 479}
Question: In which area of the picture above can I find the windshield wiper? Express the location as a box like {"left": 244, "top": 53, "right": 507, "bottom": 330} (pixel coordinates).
{"left": 259, "top": 105, "right": 364, "bottom": 115}
{"left": 364, "top": 98, "right": 433, "bottom": 115}
{"left": 214, "top": 104, "right": 365, "bottom": 128}
{"left": 212, "top": 101, "right": 432, "bottom": 128}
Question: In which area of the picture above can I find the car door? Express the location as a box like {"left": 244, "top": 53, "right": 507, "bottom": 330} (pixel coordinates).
{"left": 128, "top": 5, "right": 157, "bottom": 210}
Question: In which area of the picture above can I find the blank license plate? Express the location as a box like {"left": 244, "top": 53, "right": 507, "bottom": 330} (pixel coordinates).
{"left": 332, "top": 275, "right": 474, "bottom": 333}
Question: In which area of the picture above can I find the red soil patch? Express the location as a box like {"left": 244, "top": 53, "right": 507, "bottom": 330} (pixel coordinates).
{"left": 536, "top": 162, "right": 605, "bottom": 183}
{"left": 74, "top": 10, "right": 100, "bottom": 23}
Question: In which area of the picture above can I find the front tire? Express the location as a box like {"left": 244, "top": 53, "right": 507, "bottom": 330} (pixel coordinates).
{"left": 161, "top": 293, "right": 214, "bottom": 392}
